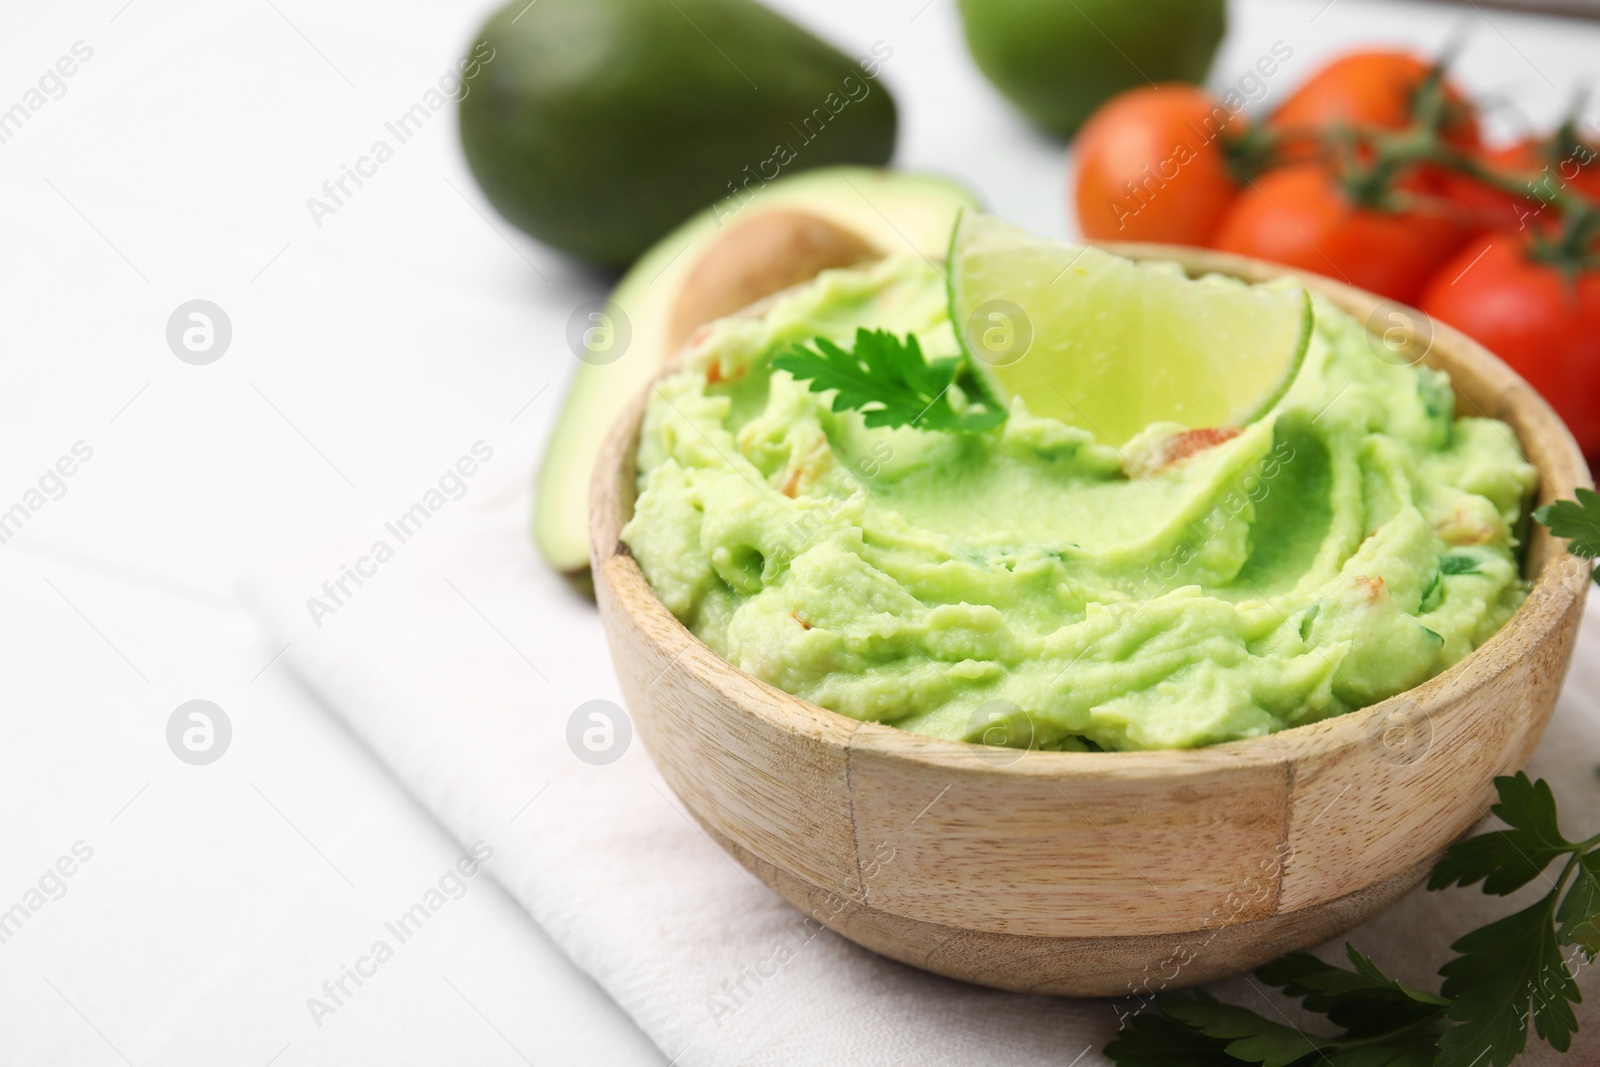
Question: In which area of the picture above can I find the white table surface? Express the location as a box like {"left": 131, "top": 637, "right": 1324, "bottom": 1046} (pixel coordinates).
{"left": 4, "top": 1, "right": 1596, "bottom": 1063}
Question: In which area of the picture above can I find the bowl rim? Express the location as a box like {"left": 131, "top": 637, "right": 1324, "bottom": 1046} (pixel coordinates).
{"left": 590, "top": 241, "right": 1594, "bottom": 781}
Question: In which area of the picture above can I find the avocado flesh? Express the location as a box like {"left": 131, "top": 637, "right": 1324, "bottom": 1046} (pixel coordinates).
{"left": 533, "top": 167, "right": 981, "bottom": 574}
{"left": 459, "top": 0, "right": 898, "bottom": 268}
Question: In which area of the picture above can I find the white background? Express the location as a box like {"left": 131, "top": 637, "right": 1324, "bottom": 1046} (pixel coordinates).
{"left": 2, "top": 0, "right": 1597, "bottom": 1063}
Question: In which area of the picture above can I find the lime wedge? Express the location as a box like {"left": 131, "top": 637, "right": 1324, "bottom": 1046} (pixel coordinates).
{"left": 948, "top": 213, "right": 1312, "bottom": 447}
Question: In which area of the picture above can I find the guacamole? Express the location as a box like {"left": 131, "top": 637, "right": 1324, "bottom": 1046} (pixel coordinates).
{"left": 621, "top": 256, "right": 1537, "bottom": 751}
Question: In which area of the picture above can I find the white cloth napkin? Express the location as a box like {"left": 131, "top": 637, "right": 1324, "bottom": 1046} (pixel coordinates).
{"left": 241, "top": 446, "right": 1600, "bottom": 1066}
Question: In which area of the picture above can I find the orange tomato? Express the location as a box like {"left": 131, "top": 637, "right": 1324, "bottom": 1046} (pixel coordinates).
{"left": 1074, "top": 84, "right": 1245, "bottom": 245}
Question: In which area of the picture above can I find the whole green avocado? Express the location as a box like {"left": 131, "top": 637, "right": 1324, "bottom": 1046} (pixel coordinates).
{"left": 957, "top": 0, "right": 1225, "bottom": 138}
{"left": 458, "top": 0, "right": 898, "bottom": 269}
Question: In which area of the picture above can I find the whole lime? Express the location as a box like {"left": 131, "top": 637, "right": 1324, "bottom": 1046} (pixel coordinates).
{"left": 957, "top": 0, "right": 1226, "bottom": 139}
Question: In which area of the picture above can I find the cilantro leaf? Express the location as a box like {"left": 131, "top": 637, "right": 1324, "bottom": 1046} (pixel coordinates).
{"left": 1160, "top": 990, "right": 1328, "bottom": 1067}
{"left": 1298, "top": 601, "right": 1321, "bottom": 640}
{"left": 1323, "top": 1036, "right": 1444, "bottom": 1066}
{"left": 1419, "top": 572, "right": 1443, "bottom": 613}
{"left": 1436, "top": 892, "right": 1579, "bottom": 1065}
{"left": 1102, "top": 1008, "right": 1238, "bottom": 1066}
{"left": 1533, "top": 487, "right": 1600, "bottom": 558}
{"left": 1429, "top": 773, "right": 1586, "bottom": 1064}
{"left": 1428, "top": 773, "right": 1575, "bottom": 895}
{"left": 772, "top": 329, "right": 1006, "bottom": 434}
{"left": 1257, "top": 947, "right": 1446, "bottom": 1037}
{"left": 1102, "top": 772, "right": 1600, "bottom": 1067}
{"left": 1438, "top": 554, "right": 1480, "bottom": 576}
{"left": 1105, "top": 979, "right": 1447, "bottom": 1067}
{"left": 1556, "top": 851, "right": 1600, "bottom": 960}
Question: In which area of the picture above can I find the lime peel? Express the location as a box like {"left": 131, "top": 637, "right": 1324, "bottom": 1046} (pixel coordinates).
{"left": 948, "top": 213, "right": 1312, "bottom": 447}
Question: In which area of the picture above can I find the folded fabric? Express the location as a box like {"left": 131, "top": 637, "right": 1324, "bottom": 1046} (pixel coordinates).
{"left": 241, "top": 448, "right": 1600, "bottom": 1065}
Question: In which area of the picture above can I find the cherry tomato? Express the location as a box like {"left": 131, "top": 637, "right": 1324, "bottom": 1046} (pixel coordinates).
{"left": 1438, "top": 143, "right": 1544, "bottom": 233}
{"left": 1420, "top": 238, "right": 1600, "bottom": 457}
{"left": 1211, "top": 164, "right": 1471, "bottom": 303}
{"left": 1515, "top": 132, "right": 1600, "bottom": 200}
{"left": 1074, "top": 85, "right": 1244, "bottom": 245}
{"left": 1269, "top": 49, "right": 1479, "bottom": 151}
{"left": 1442, "top": 135, "right": 1600, "bottom": 233}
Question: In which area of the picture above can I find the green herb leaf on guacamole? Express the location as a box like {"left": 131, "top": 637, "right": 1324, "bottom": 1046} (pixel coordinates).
{"left": 1438, "top": 554, "right": 1481, "bottom": 576}
{"left": 772, "top": 328, "right": 1006, "bottom": 434}
{"left": 1297, "top": 602, "right": 1320, "bottom": 641}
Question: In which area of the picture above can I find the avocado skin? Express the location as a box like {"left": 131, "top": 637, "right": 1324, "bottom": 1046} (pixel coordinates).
{"left": 957, "top": 0, "right": 1225, "bottom": 139}
{"left": 459, "top": 0, "right": 897, "bottom": 269}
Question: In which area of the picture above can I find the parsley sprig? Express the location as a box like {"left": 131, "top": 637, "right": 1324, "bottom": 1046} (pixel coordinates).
{"left": 1534, "top": 488, "right": 1600, "bottom": 586}
{"left": 1105, "top": 773, "right": 1599, "bottom": 1067}
{"left": 771, "top": 328, "right": 1006, "bottom": 434}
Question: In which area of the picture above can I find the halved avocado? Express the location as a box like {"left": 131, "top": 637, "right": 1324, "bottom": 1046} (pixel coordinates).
{"left": 534, "top": 166, "right": 981, "bottom": 575}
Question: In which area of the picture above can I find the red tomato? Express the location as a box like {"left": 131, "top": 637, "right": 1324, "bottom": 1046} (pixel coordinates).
{"left": 1438, "top": 142, "right": 1545, "bottom": 233}
{"left": 1074, "top": 85, "right": 1245, "bottom": 245}
{"left": 1211, "top": 164, "right": 1471, "bottom": 304}
{"left": 1269, "top": 49, "right": 1479, "bottom": 150}
{"left": 1420, "top": 239, "right": 1600, "bottom": 457}
{"left": 1519, "top": 133, "right": 1600, "bottom": 200}
{"left": 1443, "top": 135, "right": 1600, "bottom": 234}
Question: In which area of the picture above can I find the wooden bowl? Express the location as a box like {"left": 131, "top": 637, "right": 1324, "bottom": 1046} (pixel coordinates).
{"left": 589, "top": 244, "right": 1593, "bottom": 997}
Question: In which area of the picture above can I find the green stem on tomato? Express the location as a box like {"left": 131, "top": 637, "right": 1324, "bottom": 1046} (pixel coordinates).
{"left": 1244, "top": 68, "right": 1600, "bottom": 272}
{"left": 1429, "top": 144, "right": 1600, "bottom": 269}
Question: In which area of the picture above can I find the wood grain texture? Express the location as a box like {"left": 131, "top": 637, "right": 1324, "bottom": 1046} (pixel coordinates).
{"left": 590, "top": 244, "right": 1594, "bottom": 996}
{"left": 665, "top": 210, "right": 878, "bottom": 355}
{"left": 708, "top": 819, "right": 1437, "bottom": 997}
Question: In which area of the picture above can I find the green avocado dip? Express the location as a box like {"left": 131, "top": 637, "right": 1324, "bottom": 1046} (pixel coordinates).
{"left": 620, "top": 255, "right": 1537, "bottom": 751}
